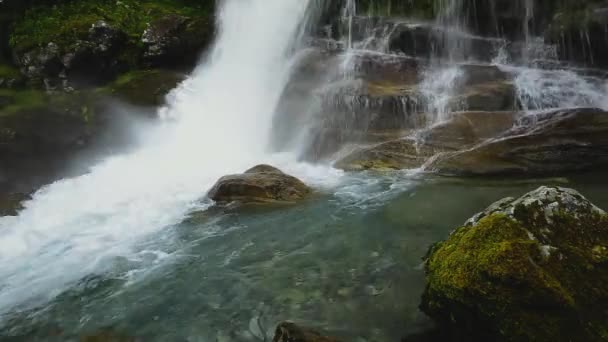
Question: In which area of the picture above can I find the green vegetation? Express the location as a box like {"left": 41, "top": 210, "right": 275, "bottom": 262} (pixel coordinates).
{"left": 0, "top": 89, "right": 46, "bottom": 115}
{"left": 9, "top": 0, "right": 214, "bottom": 53}
{"left": 100, "top": 69, "right": 185, "bottom": 106}
{"left": 0, "top": 63, "right": 20, "bottom": 78}
{"left": 422, "top": 191, "right": 608, "bottom": 341}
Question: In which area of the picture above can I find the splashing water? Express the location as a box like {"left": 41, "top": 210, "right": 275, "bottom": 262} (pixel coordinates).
{"left": 0, "top": 0, "right": 316, "bottom": 316}
{"left": 419, "top": 66, "right": 465, "bottom": 122}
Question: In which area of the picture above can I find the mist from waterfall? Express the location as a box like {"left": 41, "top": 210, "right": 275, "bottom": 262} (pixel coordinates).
{"left": 0, "top": 0, "right": 316, "bottom": 317}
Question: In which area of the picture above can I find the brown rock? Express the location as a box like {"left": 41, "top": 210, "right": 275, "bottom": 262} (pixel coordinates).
{"left": 430, "top": 108, "right": 608, "bottom": 175}
{"left": 208, "top": 165, "right": 311, "bottom": 204}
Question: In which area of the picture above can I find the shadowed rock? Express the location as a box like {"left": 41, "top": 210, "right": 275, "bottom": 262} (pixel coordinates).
{"left": 272, "top": 322, "right": 341, "bottom": 342}
{"left": 430, "top": 108, "right": 608, "bottom": 175}
{"left": 0, "top": 192, "right": 29, "bottom": 216}
{"left": 208, "top": 165, "right": 312, "bottom": 204}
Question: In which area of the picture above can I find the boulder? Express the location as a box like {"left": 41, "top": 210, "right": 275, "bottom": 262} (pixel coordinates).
{"left": 272, "top": 322, "right": 341, "bottom": 342}
{"left": 103, "top": 69, "right": 186, "bottom": 107}
{"left": 430, "top": 108, "right": 608, "bottom": 175}
{"left": 421, "top": 186, "right": 608, "bottom": 341}
{"left": 208, "top": 165, "right": 312, "bottom": 204}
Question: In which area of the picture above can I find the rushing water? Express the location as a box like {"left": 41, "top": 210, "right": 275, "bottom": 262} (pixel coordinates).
{"left": 4, "top": 173, "right": 608, "bottom": 341}
{"left": 0, "top": 0, "right": 315, "bottom": 318}
{"left": 2, "top": 0, "right": 608, "bottom": 341}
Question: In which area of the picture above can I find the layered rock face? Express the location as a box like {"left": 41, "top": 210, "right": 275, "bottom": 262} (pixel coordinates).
{"left": 335, "top": 108, "right": 608, "bottom": 175}
{"left": 421, "top": 186, "right": 608, "bottom": 341}
{"left": 280, "top": 0, "right": 608, "bottom": 177}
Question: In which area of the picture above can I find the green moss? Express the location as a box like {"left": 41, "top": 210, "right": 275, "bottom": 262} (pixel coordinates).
{"left": 423, "top": 203, "right": 608, "bottom": 341}
{"left": 0, "top": 64, "right": 20, "bottom": 78}
{"left": 9, "top": 0, "right": 214, "bottom": 53}
{"left": 0, "top": 89, "right": 46, "bottom": 115}
{"left": 100, "top": 69, "right": 184, "bottom": 106}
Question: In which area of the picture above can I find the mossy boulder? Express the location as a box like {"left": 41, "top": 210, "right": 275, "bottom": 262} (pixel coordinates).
{"left": 421, "top": 186, "right": 608, "bottom": 341}
{"left": 272, "top": 322, "right": 341, "bottom": 342}
{"left": 7, "top": 0, "right": 214, "bottom": 89}
{"left": 101, "top": 69, "right": 185, "bottom": 107}
{"left": 208, "top": 165, "right": 312, "bottom": 204}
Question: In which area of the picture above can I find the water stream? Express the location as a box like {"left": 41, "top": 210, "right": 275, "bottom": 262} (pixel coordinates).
{"left": 1, "top": 1, "right": 608, "bottom": 341}
{"left": 0, "top": 0, "right": 317, "bottom": 318}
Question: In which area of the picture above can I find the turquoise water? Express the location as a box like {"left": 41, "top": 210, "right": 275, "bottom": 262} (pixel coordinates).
{"left": 3, "top": 172, "right": 608, "bottom": 341}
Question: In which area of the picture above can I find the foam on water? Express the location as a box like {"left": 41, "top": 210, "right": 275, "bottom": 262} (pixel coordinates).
{"left": 0, "top": 0, "right": 318, "bottom": 316}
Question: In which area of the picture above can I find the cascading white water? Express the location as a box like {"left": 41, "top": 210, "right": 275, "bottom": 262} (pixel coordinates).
{"left": 0, "top": 0, "right": 314, "bottom": 317}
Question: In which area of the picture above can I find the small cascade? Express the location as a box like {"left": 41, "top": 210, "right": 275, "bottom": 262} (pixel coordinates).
{"left": 420, "top": 0, "right": 468, "bottom": 123}
{"left": 288, "top": 0, "right": 608, "bottom": 163}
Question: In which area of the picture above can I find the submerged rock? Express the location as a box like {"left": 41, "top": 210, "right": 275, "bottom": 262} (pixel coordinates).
{"left": 421, "top": 186, "right": 608, "bottom": 341}
{"left": 208, "top": 165, "right": 312, "bottom": 204}
{"left": 272, "top": 322, "right": 341, "bottom": 342}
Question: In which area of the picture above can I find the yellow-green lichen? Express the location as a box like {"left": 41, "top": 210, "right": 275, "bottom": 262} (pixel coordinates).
{"left": 422, "top": 204, "right": 608, "bottom": 341}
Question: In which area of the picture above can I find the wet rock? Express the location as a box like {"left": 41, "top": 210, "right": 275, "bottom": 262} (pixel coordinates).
{"left": 335, "top": 110, "right": 518, "bottom": 171}
{"left": 547, "top": 4, "right": 608, "bottom": 69}
{"left": 388, "top": 23, "right": 504, "bottom": 62}
{"left": 208, "top": 165, "right": 312, "bottom": 204}
{"left": 457, "top": 80, "right": 518, "bottom": 112}
{"left": 421, "top": 186, "right": 608, "bottom": 341}
{"left": 0, "top": 192, "right": 29, "bottom": 216}
{"left": 334, "top": 138, "right": 438, "bottom": 171}
{"left": 142, "top": 14, "right": 214, "bottom": 68}
{"left": 430, "top": 107, "right": 608, "bottom": 175}
{"left": 272, "top": 322, "right": 341, "bottom": 342}
{"left": 103, "top": 69, "right": 186, "bottom": 107}
{"left": 13, "top": 21, "right": 128, "bottom": 90}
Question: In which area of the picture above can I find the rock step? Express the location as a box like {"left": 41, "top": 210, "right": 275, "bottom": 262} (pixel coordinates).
{"left": 335, "top": 108, "right": 608, "bottom": 176}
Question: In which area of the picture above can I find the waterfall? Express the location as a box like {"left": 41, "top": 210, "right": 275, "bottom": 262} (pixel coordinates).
{"left": 420, "top": 0, "right": 468, "bottom": 123}
{"left": 0, "top": 0, "right": 314, "bottom": 316}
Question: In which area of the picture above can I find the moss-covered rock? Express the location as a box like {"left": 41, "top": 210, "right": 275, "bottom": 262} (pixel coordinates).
{"left": 7, "top": 0, "right": 214, "bottom": 89}
{"left": 421, "top": 186, "right": 608, "bottom": 341}
{"left": 208, "top": 165, "right": 312, "bottom": 204}
{"left": 101, "top": 69, "right": 185, "bottom": 107}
